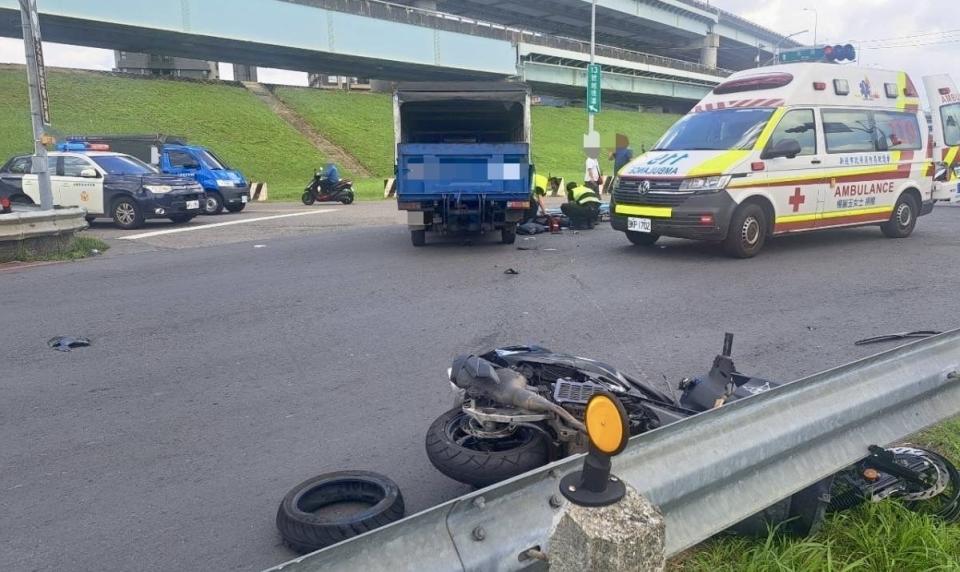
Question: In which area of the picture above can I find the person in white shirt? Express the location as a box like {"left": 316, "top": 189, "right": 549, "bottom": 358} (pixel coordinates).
{"left": 584, "top": 148, "right": 603, "bottom": 194}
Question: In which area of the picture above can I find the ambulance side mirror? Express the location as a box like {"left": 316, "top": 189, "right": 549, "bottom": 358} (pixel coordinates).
{"left": 934, "top": 163, "right": 950, "bottom": 183}
{"left": 761, "top": 139, "right": 802, "bottom": 160}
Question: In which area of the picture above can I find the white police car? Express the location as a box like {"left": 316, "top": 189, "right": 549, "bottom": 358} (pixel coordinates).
{"left": 0, "top": 149, "right": 204, "bottom": 229}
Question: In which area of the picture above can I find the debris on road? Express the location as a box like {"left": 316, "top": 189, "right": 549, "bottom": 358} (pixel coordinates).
{"left": 504, "top": 268, "right": 519, "bottom": 275}
{"left": 47, "top": 336, "right": 91, "bottom": 352}
{"left": 854, "top": 330, "right": 942, "bottom": 346}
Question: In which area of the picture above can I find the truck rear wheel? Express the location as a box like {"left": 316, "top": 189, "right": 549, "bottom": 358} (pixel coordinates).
{"left": 411, "top": 229, "right": 426, "bottom": 247}
{"left": 501, "top": 225, "right": 517, "bottom": 245}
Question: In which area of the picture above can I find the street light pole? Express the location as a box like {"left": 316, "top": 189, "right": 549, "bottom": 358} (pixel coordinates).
{"left": 18, "top": 0, "right": 53, "bottom": 210}
{"left": 588, "top": 0, "right": 596, "bottom": 135}
{"left": 803, "top": 8, "right": 818, "bottom": 47}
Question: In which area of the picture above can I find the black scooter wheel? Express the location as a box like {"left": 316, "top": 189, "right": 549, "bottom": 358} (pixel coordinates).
{"left": 301, "top": 191, "right": 316, "bottom": 205}
{"left": 425, "top": 408, "right": 549, "bottom": 487}
{"left": 276, "top": 471, "right": 404, "bottom": 554}
{"left": 340, "top": 192, "right": 354, "bottom": 205}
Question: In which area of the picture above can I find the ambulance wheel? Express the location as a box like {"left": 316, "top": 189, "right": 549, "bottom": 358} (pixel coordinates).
{"left": 501, "top": 225, "right": 517, "bottom": 245}
{"left": 625, "top": 231, "right": 659, "bottom": 246}
{"left": 411, "top": 229, "right": 426, "bottom": 247}
{"left": 202, "top": 192, "right": 224, "bottom": 215}
{"left": 724, "top": 204, "right": 767, "bottom": 258}
{"left": 881, "top": 194, "right": 918, "bottom": 238}
{"left": 112, "top": 197, "right": 144, "bottom": 230}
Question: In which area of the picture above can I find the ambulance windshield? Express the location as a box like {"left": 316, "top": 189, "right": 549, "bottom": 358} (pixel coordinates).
{"left": 653, "top": 108, "right": 775, "bottom": 152}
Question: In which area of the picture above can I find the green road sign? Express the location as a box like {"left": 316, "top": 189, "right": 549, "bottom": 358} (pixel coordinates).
{"left": 586, "top": 63, "right": 601, "bottom": 113}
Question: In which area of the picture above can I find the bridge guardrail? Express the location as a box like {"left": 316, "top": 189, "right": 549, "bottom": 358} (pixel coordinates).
{"left": 266, "top": 331, "right": 960, "bottom": 571}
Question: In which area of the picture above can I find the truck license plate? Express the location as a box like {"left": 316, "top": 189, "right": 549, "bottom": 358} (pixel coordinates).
{"left": 627, "top": 217, "right": 652, "bottom": 233}
{"left": 186, "top": 200, "right": 200, "bottom": 210}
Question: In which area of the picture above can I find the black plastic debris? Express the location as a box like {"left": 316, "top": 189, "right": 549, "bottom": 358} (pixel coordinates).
{"left": 503, "top": 268, "right": 519, "bottom": 275}
{"left": 48, "top": 336, "right": 91, "bottom": 352}
{"left": 854, "top": 331, "right": 941, "bottom": 346}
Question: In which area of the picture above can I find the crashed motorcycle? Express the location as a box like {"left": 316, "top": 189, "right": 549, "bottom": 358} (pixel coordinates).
{"left": 301, "top": 171, "right": 354, "bottom": 205}
{"left": 425, "top": 334, "right": 959, "bottom": 531}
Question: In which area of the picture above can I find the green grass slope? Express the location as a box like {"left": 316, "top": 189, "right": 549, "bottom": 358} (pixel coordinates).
{"left": 273, "top": 86, "right": 681, "bottom": 185}
{"left": 0, "top": 68, "right": 325, "bottom": 200}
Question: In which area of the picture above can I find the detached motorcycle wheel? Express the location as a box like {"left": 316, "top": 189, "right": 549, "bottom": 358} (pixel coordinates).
{"left": 425, "top": 408, "right": 550, "bottom": 488}
{"left": 276, "top": 471, "right": 405, "bottom": 554}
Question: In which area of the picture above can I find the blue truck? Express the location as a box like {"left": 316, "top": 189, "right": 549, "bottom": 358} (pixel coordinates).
{"left": 65, "top": 135, "right": 250, "bottom": 215}
{"left": 393, "top": 83, "right": 532, "bottom": 246}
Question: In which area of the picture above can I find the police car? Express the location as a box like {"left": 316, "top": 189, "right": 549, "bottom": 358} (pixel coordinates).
{"left": 0, "top": 146, "right": 204, "bottom": 229}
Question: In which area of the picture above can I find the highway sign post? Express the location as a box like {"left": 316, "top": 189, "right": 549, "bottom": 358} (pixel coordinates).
{"left": 587, "top": 63, "right": 601, "bottom": 113}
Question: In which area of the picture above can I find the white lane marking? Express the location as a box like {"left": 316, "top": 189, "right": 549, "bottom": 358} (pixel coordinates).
{"left": 117, "top": 210, "right": 338, "bottom": 240}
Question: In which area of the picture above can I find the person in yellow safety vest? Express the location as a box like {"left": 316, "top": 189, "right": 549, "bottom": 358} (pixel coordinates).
{"left": 528, "top": 174, "right": 560, "bottom": 221}
{"left": 561, "top": 182, "right": 601, "bottom": 229}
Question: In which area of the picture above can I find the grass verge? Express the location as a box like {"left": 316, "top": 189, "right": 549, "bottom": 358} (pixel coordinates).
{"left": 682, "top": 419, "right": 960, "bottom": 571}
{"left": 13, "top": 235, "right": 110, "bottom": 262}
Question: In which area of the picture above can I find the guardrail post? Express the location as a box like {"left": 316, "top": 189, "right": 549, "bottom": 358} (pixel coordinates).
{"left": 549, "top": 482, "right": 665, "bottom": 572}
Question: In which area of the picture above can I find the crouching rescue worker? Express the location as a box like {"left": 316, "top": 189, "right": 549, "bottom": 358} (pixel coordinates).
{"left": 562, "top": 182, "right": 601, "bottom": 229}
{"left": 528, "top": 174, "right": 560, "bottom": 221}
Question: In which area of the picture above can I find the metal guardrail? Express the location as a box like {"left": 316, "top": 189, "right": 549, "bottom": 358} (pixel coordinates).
{"left": 0, "top": 205, "right": 87, "bottom": 240}
{"left": 266, "top": 331, "right": 960, "bottom": 571}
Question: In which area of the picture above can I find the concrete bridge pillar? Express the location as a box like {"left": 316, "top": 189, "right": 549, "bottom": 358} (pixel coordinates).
{"left": 701, "top": 32, "right": 719, "bottom": 69}
{"left": 233, "top": 64, "right": 258, "bottom": 82}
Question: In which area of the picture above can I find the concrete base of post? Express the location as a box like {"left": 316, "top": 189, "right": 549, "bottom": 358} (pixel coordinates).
{"left": 0, "top": 206, "right": 88, "bottom": 262}
{"left": 549, "top": 483, "right": 665, "bottom": 572}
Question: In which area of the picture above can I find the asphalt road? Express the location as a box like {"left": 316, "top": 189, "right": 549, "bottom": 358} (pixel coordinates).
{"left": 3, "top": 207, "right": 960, "bottom": 571}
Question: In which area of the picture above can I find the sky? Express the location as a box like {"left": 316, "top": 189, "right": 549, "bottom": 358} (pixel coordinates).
{"left": 0, "top": 0, "right": 957, "bottom": 97}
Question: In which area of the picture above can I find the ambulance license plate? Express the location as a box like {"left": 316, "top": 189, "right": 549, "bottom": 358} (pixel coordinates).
{"left": 627, "top": 217, "right": 652, "bottom": 233}
{"left": 186, "top": 200, "right": 200, "bottom": 210}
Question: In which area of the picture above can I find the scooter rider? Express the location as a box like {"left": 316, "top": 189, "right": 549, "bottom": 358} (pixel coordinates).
{"left": 561, "top": 182, "right": 601, "bottom": 229}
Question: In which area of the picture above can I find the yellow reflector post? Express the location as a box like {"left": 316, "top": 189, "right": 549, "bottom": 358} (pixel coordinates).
{"left": 585, "top": 394, "right": 629, "bottom": 456}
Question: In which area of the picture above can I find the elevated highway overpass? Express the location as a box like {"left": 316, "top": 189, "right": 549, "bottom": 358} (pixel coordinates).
{"left": 0, "top": 0, "right": 793, "bottom": 106}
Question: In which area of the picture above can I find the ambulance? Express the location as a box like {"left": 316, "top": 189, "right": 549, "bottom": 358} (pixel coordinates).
{"left": 610, "top": 62, "right": 934, "bottom": 257}
{"left": 924, "top": 74, "right": 960, "bottom": 205}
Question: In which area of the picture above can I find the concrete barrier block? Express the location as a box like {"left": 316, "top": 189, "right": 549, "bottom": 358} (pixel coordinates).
{"left": 549, "top": 484, "right": 665, "bottom": 572}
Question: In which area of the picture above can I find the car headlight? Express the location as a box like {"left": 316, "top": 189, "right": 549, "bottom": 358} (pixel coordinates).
{"left": 679, "top": 175, "right": 731, "bottom": 193}
{"left": 216, "top": 179, "right": 236, "bottom": 187}
{"left": 144, "top": 184, "right": 172, "bottom": 194}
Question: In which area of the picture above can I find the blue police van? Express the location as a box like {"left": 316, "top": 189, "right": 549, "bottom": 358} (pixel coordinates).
{"left": 66, "top": 135, "right": 250, "bottom": 215}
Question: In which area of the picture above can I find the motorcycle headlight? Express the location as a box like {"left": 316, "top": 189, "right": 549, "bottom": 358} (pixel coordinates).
{"left": 144, "top": 184, "right": 172, "bottom": 194}
{"left": 679, "top": 175, "right": 731, "bottom": 194}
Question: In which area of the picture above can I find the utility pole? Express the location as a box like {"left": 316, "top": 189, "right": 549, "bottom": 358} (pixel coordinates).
{"left": 19, "top": 0, "right": 53, "bottom": 210}
{"left": 803, "top": 7, "right": 818, "bottom": 47}
{"left": 588, "top": 0, "right": 596, "bottom": 135}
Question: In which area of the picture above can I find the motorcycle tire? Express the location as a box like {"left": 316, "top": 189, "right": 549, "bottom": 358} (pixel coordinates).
{"left": 301, "top": 191, "right": 316, "bottom": 206}
{"left": 275, "top": 470, "right": 404, "bottom": 554}
{"left": 425, "top": 407, "right": 550, "bottom": 488}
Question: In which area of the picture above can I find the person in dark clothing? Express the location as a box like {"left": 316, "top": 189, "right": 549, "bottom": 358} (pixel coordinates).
{"left": 609, "top": 133, "right": 634, "bottom": 175}
{"left": 561, "top": 182, "right": 601, "bottom": 229}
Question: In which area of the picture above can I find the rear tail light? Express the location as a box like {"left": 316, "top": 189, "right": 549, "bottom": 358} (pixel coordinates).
{"left": 507, "top": 201, "right": 529, "bottom": 209}
{"left": 699, "top": 214, "right": 715, "bottom": 225}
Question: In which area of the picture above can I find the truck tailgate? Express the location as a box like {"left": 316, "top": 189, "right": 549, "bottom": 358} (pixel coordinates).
{"left": 396, "top": 143, "right": 530, "bottom": 201}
